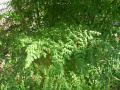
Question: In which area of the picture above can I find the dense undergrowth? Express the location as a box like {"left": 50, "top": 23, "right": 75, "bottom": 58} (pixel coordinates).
{"left": 0, "top": 0, "right": 120, "bottom": 90}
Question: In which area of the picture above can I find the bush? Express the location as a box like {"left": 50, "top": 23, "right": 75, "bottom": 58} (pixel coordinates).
{"left": 0, "top": 0, "right": 120, "bottom": 90}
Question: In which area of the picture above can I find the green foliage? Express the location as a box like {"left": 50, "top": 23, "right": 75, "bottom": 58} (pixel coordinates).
{"left": 0, "top": 0, "right": 120, "bottom": 90}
